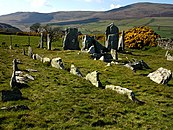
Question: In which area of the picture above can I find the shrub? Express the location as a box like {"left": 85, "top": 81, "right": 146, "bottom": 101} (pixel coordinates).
{"left": 124, "top": 26, "right": 161, "bottom": 49}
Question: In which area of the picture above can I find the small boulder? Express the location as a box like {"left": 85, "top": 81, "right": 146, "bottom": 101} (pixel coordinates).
{"left": 51, "top": 58, "right": 65, "bottom": 70}
{"left": 70, "top": 64, "right": 83, "bottom": 77}
{"left": 147, "top": 67, "right": 172, "bottom": 84}
{"left": 43, "top": 57, "right": 51, "bottom": 65}
{"left": 85, "top": 71, "right": 102, "bottom": 88}
{"left": 105, "top": 85, "right": 135, "bottom": 101}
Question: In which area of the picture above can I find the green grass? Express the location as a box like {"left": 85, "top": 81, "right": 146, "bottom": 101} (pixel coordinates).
{"left": 0, "top": 34, "right": 173, "bottom": 129}
{"left": 76, "top": 17, "right": 173, "bottom": 38}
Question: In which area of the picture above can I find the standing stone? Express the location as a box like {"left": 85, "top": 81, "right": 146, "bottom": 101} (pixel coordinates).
{"left": 10, "top": 70, "right": 16, "bottom": 88}
{"left": 105, "top": 23, "right": 119, "bottom": 50}
{"left": 85, "top": 71, "right": 102, "bottom": 88}
{"left": 118, "top": 31, "right": 125, "bottom": 51}
{"left": 105, "top": 23, "right": 119, "bottom": 60}
{"left": 28, "top": 46, "right": 33, "bottom": 58}
{"left": 10, "top": 59, "right": 19, "bottom": 88}
{"left": 40, "top": 32, "right": 43, "bottom": 48}
{"left": 147, "top": 67, "right": 172, "bottom": 84}
{"left": 47, "top": 34, "right": 51, "bottom": 50}
{"left": 63, "top": 28, "right": 80, "bottom": 50}
{"left": 51, "top": 58, "right": 65, "bottom": 70}
{"left": 106, "top": 34, "right": 119, "bottom": 51}
{"left": 81, "top": 35, "right": 93, "bottom": 51}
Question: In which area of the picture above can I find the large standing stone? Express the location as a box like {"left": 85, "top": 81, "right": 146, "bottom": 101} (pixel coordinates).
{"left": 147, "top": 67, "right": 172, "bottom": 84}
{"left": 106, "top": 34, "right": 118, "bottom": 51}
{"left": 85, "top": 71, "right": 102, "bottom": 88}
{"left": 51, "top": 58, "right": 65, "bottom": 70}
{"left": 63, "top": 28, "right": 80, "bottom": 50}
{"left": 105, "top": 23, "right": 119, "bottom": 51}
{"left": 10, "top": 59, "right": 19, "bottom": 88}
{"left": 70, "top": 64, "right": 83, "bottom": 77}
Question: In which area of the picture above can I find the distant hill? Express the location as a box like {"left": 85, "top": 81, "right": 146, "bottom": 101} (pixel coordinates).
{"left": 0, "top": 2, "right": 172, "bottom": 28}
{"left": 97, "top": 2, "right": 173, "bottom": 20}
{"left": 0, "top": 23, "right": 22, "bottom": 33}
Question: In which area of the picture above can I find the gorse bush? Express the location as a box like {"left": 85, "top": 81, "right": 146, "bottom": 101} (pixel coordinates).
{"left": 124, "top": 26, "right": 161, "bottom": 49}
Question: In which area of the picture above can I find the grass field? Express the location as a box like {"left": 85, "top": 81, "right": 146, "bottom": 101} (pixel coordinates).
{"left": 73, "top": 17, "right": 173, "bottom": 38}
{"left": 0, "top": 34, "right": 173, "bottom": 129}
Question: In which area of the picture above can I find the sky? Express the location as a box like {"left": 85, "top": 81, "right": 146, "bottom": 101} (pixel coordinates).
{"left": 0, "top": 0, "right": 172, "bottom": 16}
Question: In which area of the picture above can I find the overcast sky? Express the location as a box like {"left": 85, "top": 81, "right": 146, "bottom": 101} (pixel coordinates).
{"left": 0, "top": 0, "right": 172, "bottom": 16}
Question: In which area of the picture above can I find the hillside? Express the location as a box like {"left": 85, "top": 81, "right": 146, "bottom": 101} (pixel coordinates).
{"left": 0, "top": 2, "right": 172, "bottom": 26}
{"left": 0, "top": 23, "right": 22, "bottom": 33}
{"left": 98, "top": 2, "right": 173, "bottom": 20}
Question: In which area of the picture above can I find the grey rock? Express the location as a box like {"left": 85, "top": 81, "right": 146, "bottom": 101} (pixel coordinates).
{"left": 28, "top": 46, "right": 33, "bottom": 58}
{"left": 124, "top": 59, "right": 150, "bottom": 72}
{"left": 165, "top": 51, "right": 173, "bottom": 61}
{"left": 70, "top": 64, "right": 83, "bottom": 77}
{"left": 51, "top": 57, "right": 65, "bottom": 70}
{"left": 85, "top": 71, "right": 102, "bottom": 88}
{"left": 43, "top": 57, "right": 51, "bottom": 64}
{"left": 147, "top": 67, "right": 172, "bottom": 84}
{"left": 105, "top": 23, "right": 119, "bottom": 51}
{"left": 105, "top": 85, "right": 144, "bottom": 104}
{"left": 63, "top": 28, "right": 80, "bottom": 50}
{"left": 105, "top": 85, "right": 135, "bottom": 101}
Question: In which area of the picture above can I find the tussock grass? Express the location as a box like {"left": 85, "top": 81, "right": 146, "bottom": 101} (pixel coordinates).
{"left": 0, "top": 35, "right": 173, "bottom": 129}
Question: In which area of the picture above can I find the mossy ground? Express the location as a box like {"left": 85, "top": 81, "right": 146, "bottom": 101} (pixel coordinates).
{"left": 0, "top": 35, "right": 173, "bottom": 129}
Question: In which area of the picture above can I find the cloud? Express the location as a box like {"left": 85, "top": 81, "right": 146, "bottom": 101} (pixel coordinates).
{"left": 110, "top": 3, "right": 121, "bottom": 9}
{"left": 81, "top": 0, "right": 104, "bottom": 3}
{"left": 26, "top": 0, "right": 51, "bottom": 8}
